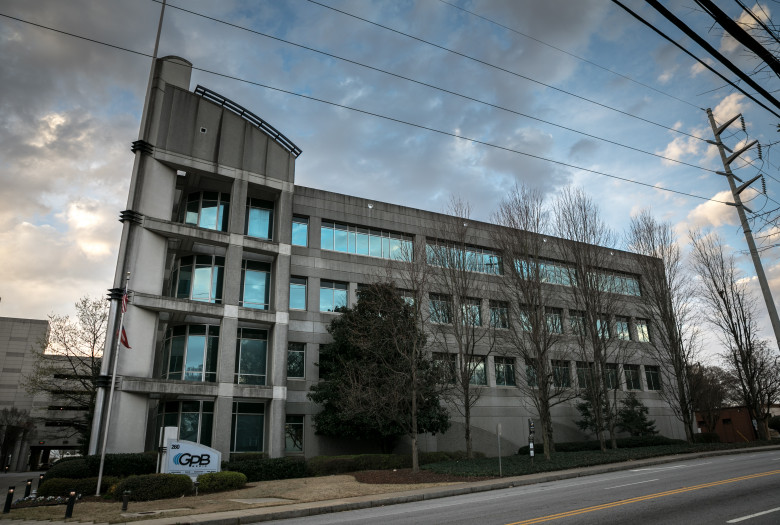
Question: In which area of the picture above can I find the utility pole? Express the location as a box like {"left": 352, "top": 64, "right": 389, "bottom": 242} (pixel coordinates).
{"left": 706, "top": 108, "right": 780, "bottom": 347}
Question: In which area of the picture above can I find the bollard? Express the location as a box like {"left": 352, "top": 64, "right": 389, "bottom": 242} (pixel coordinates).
{"left": 64, "top": 491, "right": 76, "bottom": 519}
{"left": 3, "top": 487, "right": 13, "bottom": 514}
{"left": 24, "top": 479, "right": 32, "bottom": 498}
{"left": 38, "top": 473, "right": 44, "bottom": 489}
{"left": 121, "top": 491, "right": 130, "bottom": 511}
{"left": 3, "top": 466, "right": 7, "bottom": 474}
{"left": 194, "top": 481, "right": 199, "bottom": 496}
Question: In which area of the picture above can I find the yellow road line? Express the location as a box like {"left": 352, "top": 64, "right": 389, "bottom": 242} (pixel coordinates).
{"left": 506, "top": 469, "right": 780, "bottom": 525}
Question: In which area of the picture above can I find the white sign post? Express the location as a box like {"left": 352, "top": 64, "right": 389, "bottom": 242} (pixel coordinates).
{"left": 162, "top": 440, "right": 221, "bottom": 480}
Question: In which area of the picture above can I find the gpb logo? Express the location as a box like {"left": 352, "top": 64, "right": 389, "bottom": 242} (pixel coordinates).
{"left": 173, "top": 453, "right": 211, "bottom": 467}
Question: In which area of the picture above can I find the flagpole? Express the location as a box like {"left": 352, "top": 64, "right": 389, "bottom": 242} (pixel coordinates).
{"left": 95, "top": 272, "right": 130, "bottom": 496}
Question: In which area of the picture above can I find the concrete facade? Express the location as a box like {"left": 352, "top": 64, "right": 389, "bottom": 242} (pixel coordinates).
{"left": 90, "top": 56, "right": 685, "bottom": 461}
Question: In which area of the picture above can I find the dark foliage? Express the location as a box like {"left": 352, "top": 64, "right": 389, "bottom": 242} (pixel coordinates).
{"left": 109, "top": 474, "right": 192, "bottom": 501}
{"left": 692, "top": 432, "right": 721, "bottom": 443}
{"left": 196, "top": 471, "right": 247, "bottom": 493}
{"left": 616, "top": 393, "right": 658, "bottom": 436}
{"left": 38, "top": 476, "right": 120, "bottom": 497}
{"left": 222, "top": 456, "right": 306, "bottom": 482}
{"left": 518, "top": 435, "right": 683, "bottom": 455}
{"left": 42, "top": 452, "right": 157, "bottom": 482}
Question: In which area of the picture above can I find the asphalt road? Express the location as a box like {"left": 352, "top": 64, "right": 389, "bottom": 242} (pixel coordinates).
{"left": 273, "top": 450, "right": 780, "bottom": 525}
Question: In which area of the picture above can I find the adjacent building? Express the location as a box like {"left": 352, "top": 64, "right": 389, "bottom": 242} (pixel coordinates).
{"left": 89, "top": 56, "right": 685, "bottom": 460}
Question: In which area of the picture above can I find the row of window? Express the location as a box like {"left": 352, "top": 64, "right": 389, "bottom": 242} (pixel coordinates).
{"left": 434, "top": 353, "right": 662, "bottom": 391}
{"left": 170, "top": 256, "right": 270, "bottom": 309}
{"left": 179, "top": 196, "right": 640, "bottom": 298}
{"left": 156, "top": 400, "right": 304, "bottom": 453}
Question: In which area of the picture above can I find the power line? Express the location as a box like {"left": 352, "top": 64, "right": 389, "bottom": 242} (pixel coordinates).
{"left": 436, "top": 0, "right": 702, "bottom": 110}
{"left": 0, "top": 10, "right": 732, "bottom": 206}
{"left": 157, "top": 1, "right": 720, "bottom": 174}
{"left": 304, "top": 0, "right": 711, "bottom": 143}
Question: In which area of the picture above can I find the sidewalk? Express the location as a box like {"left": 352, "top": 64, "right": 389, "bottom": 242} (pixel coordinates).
{"left": 2, "top": 445, "right": 779, "bottom": 525}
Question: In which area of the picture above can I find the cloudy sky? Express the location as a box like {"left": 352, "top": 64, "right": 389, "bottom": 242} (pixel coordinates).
{"left": 2, "top": 0, "right": 780, "bottom": 350}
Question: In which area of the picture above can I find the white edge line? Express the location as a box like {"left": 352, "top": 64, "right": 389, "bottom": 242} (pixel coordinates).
{"left": 727, "top": 506, "right": 780, "bottom": 523}
{"left": 605, "top": 479, "right": 659, "bottom": 490}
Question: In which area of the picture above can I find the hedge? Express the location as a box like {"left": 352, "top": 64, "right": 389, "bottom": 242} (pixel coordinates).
{"left": 43, "top": 452, "right": 157, "bottom": 482}
{"left": 38, "top": 476, "right": 120, "bottom": 498}
{"left": 305, "top": 451, "right": 482, "bottom": 477}
{"left": 196, "top": 471, "right": 247, "bottom": 493}
{"left": 517, "top": 435, "right": 685, "bottom": 455}
{"left": 692, "top": 432, "right": 721, "bottom": 443}
{"left": 229, "top": 452, "right": 267, "bottom": 462}
{"left": 222, "top": 456, "right": 306, "bottom": 482}
{"left": 109, "top": 474, "right": 193, "bottom": 501}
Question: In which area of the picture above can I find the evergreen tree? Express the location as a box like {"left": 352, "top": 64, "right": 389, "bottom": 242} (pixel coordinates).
{"left": 616, "top": 393, "right": 658, "bottom": 436}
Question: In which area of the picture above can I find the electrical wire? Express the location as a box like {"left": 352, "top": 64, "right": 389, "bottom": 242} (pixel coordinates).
{"left": 437, "top": 0, "right": 702, "bottom": 110}
{"left": 304, "top": 0, "right": 711, "bottom": 142}
{"left": 155, "top": 1, "right": 720, "bottom": 175}
{"left": 0, "top": 10, "right": 733, "bottom": 205}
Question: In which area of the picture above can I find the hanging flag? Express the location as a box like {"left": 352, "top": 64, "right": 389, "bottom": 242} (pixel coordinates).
{"left": 121, "top": 292, "right": 128, "bottom": 313}
{"left": 120, "top": 327, "right": 132, "bottom": 349}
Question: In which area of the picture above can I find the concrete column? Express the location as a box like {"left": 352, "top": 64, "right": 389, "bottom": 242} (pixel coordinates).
{"left": 229, "top": 178, "right": 248, "bottom": 236}
{"left": 308, "top": 277, "right": 321, "bottom": 314}
{"left": 217, "top": 316, "right": 238, "bottom": 384}
{"left": 223, "top": 244, "right": 244, "bottom": 307}
{"left": 277, "top": 190, "right": 294, "bottom": 244}
{"left": 213, "top": 396, "right": 234, "bottom": 457}
{"left": 267, "top": 396, "right": 286, "bottom": 457}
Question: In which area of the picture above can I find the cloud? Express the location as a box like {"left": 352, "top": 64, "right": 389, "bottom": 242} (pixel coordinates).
{"left": 720, "top": 4, "right": 771, "bottom": 54}
{"left": 685, "top": 190, "right": 744, "bottom": 229}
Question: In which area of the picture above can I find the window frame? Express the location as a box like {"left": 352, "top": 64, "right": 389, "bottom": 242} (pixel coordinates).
{"left": 245, "top": 198, "right": 274, "bottom": 240}
{"left": 319, "top": 280, "right": 348, "bottom": 312}
{"left": 234, "top": 328, "right": 268, "bottom": 385}
{"left": 494, "top": 356, "right": 516, "bottom": 387}
{"left": 241, "top": 260, "right": 271, "bottom": 310}
{"left": 287, "top": 342, "right": 306, "bottom": 379}
{"left": 289, "top": 277, "right": 307, "bottom": 310}
{"left": 292, "top": 216, "right": 309, "bottom": 246}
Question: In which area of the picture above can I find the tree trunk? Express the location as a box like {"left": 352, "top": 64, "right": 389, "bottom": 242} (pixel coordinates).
{"left": 464, "top": 398, "right": 472, "bottom": 459}
{"left": 411, "top": 375, "right": 419, "bottom": 472}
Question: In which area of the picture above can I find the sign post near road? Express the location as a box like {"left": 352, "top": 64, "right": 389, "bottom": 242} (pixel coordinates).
{"left": 529, "top": 420, "right": 535, "bottom": 466}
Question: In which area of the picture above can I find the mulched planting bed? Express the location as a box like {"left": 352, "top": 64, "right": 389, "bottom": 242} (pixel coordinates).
{"left": 352, "top": 468, "right": 494, "bottom": 484}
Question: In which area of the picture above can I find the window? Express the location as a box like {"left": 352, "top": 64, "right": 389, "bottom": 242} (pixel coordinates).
{"left": 292, "top": 216, "right": 308, "bottom": 246}
{"left": 246, "top": 198, "right": 273, "bottom": 239}
{"left": 645, "top": 365, "right": 661, "bottom": 390}
{"left": 609, "top": 273, "right": 641, "bottom": 296}
{"left": 285, "top": 415, "right": 304, "bottom": 453}
{"left": 183, "top": 191, "right": 230, "bottom": 231}
{"left": 234, "top": 328, "right": 267, "bottom": 385}
{"left": 490, "top": 301, "right": 509, "bottom": 329}
{"left": 605, "top": 363, "right": 619, "bottom": 390}
{"left": 517, "top": 259, "right": 574, "bottom": 286}
{"left": 576, "top": 361, "right": 593, "bottom": 390}
{"left": 161, "top": 325, "right": 219, "bottom": 382}
{"left": 615, "top": 316, "right": 631, "bottom": 340}
{"left": 157, "top": 401, "right": 213, "bottom": 447}
{"left": 636, "top": 319, "right": 651, "bottom": 342}
{"left": 597, "top": 316, "right": 610, "bottom": 339}
{"left": 321, "top": 221, "right": 412, "bottom": 261}
{"left": 170, "top": 255, "right": 224, "bottom": 303}
{"left": 469, "top": 357, "right": 487, "bottom": 385}
{"left": 552, "top": 360, "right": 571, "bottom": 388}
{"left": 426, "top": 243, "right": 502, "bottom": 275}
{"left": 320, "top": 280, "right": 348, "bottom": 312}
{"left": 231, "top": 402, "right": 264, "bottom": 452}
{"left": 624, "top": 364, "right": 641, "bottom": 390}
{"left": 525, "top": 359, "right": 538, "bottom": 388}
{"left": 241, "top": 260, "right": 270, "bottom": 309}
{"left": 429, "top": 294, "right": 452, "bottom": 324}
{"left": 461, "top": 298, "right": 482, "bottom": 326}
{"left": 287, "top": 342, "right": 305, "bottom": 379}
{"left": 546, "top": 308, "right": 563, "bottom": 334}
{"left": 569, "top": 311, "right": 586, "bottom": 336}
{"left": 495, "top": 356, "right": 516, "bottom": 386}
{"left": 289, "top": 277, "right": 307, "bottom": 310}
{"left": 433, "top": 352, "right": 457, "bottom": 384}
{"left": 518, "top": 307, "right": 532, "bottom": 332}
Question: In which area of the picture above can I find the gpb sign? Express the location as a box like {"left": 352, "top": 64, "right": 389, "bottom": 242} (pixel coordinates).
{"left": 163, "top": 440, "right": 221, "bottom": 480}
{"left": 172, "top": 453, "right": 211, "bottom": 467}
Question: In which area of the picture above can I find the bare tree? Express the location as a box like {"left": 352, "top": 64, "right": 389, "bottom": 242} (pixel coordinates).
{"left": 627, "top": 210, "right": 699, "bottom": 441}
{"left": 552, "top": 187, "right": 628, "bottom": 451}
{"left": 491, "top": 184, "right": 577, "bottom": 458}
{"left": 689, "top": 230, "right": 780, "bottom": 440}
{"left": 689, "top": 364, "right": 728, "bottom": 433}
{"left": 25, "top": 296, "right": 108, "bottom": 451}
{"left": 426, "top": 196, "right": 497, "bottom": 458}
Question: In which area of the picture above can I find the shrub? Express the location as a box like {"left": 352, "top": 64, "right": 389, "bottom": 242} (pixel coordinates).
{"left": 517, "top": 435, "right": 684, "bottom": 455}
{"left": 43, "top": 452, "right": 157, "bottom": 482}
{"left": 693, "top": 432, "right": 721, "bottom": 443}
{"left": 222, "top": 456, "right": 306, "bottom": 482}
{"left": 110, "top": 474, "right": 192, "bottom": 501}
{"left": 38, "top": 476, "right": 120, "bottom": 498}
{"left": 306, "top": 452, "right": 481, "bottom": 476}
{"left": 768, "top": 416, "right": 780, "bottom": 433}
{"left": 197, "top": 471, "right": 247, "bottom": 493}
